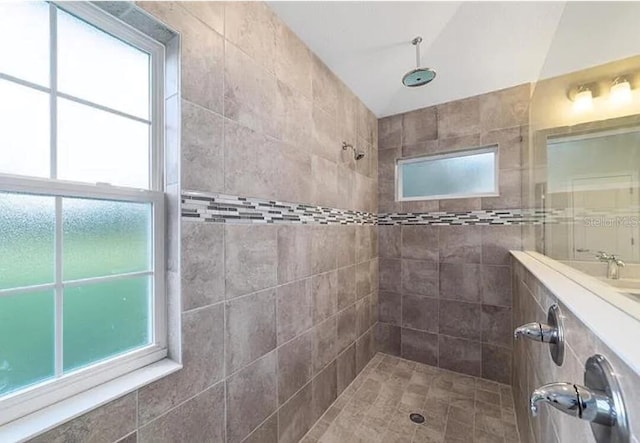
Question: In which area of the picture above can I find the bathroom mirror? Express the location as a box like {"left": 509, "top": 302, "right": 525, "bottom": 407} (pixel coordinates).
{"left": 523, "top": 1, "right": 640, "bottom": 320}
{"left": 544, "top": 125, "right": 640, "bottom": 265}
{"left": 543, "top": 122, "right": 640, "bottom": 306}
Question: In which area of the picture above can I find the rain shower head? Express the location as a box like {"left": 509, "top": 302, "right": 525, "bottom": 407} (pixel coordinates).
{"left": 402, "top": 36, "right": 436, "bottom": 87}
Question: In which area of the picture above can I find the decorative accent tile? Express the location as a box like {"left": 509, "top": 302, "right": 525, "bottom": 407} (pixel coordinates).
{"left": 182, "top": 190, "right": 617, "bottom": 226}
{"left": 378, "top": 209, "right": 544, "bottom": 226}
{"left": 181, "top": 191, "right": 376, "bottom": 225}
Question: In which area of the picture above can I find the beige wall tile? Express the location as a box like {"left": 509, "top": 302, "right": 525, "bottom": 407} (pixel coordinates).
{"left": 138, "top": 383, "right": 225, "bottom": 443}
{"left": 181, "top": 100, "right": 224, "bottom": 193}
{"left": 311, "top": 54, "right": 339, "bottom": 116}
{"left": 225, "top": 2, "right": 277, "bottom": 74}
{"left": 225, "top": 289, "right": 277, "bottom": 374}
{"left": 226, "top": 352, "right": 278, "bottom": 443}
{"left": 402, "top": 106, "right": 438, "bottom": 145}
{"left": 224, "top": 41, "right": 278, "bottom": 138}
{"left": 180, "top": 1, "right": 224, "bottom": 35}
{"left": 181, "top": 221, "right": 224, "bottom": 311}
{"left": 275, "top": 22, "right": 312, "bottom": 98}
{"left": 138, "top": 304, "right": 224, "bottom": 424}
{"left": 276, "top": 278, "right": 313, "bottom": 345}
{"left": 437, "top": 96, "right": 480, "bottom": 139}
{"left": 278, "top": 331, "right": 313, "bottom": 405}
{"left": 279, "top": 383, "right": 314, "bottom": 443}
{"left": 224, "top": 225, "right": 277, "bottom": 299}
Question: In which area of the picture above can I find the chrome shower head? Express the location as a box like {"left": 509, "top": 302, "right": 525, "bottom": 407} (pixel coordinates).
{"left": 342, "top": 142, "right": 365, "bottom": 161}
{"left": 402, "top": 36, "right": 436, "bottom": 87}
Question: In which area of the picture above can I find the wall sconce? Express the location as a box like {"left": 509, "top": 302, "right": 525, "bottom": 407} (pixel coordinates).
{"left": 610, "top": 77, "right": 632, "bottom": 105}
{"left": 572, "top": 85, "right": 594, "bottom": 112}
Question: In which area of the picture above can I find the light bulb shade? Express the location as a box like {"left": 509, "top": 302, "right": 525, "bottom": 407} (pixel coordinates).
{"left": 573, "top": 88, "right": 593, "bottom": 112}
{"left": 610, "top": 79, "right": 632, "bottom": 105}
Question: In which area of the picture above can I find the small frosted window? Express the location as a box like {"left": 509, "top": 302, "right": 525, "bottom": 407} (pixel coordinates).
{"left": 398, "top": 147, "right": 498, "bottom": 200}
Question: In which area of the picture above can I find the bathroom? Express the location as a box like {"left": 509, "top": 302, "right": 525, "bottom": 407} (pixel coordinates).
{"left": 0, "top": 1, "right": 639, "bottom": 442}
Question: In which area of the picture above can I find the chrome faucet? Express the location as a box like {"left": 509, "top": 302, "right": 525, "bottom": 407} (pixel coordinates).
{"left": 530, "top": 382, "right": 615, "bottom": 426}
{"left": 596, "top": 251, "right": 625, "bottom": 280}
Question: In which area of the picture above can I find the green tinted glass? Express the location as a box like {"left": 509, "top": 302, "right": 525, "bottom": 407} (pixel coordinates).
{"left": 63, "top": 198, "right": 151, "bottom": 281}
{"left": 63, "top": 276, "right": 151, "bottom": 372}
{"left": 0, "top": 290, "right": 54, "bottom": 395}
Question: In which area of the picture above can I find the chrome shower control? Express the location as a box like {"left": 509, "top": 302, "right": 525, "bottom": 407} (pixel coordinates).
{"left": 514, "top": 304, "right": 564, "bottom": 365}
{"left": 514, "top": 322, "right": 557, "bottom": 342}
{"left": 529, "top": 355, "right": 629, "bottom": 443}
{"left": 530, "top": 382, "right": 612, "bottom": 424}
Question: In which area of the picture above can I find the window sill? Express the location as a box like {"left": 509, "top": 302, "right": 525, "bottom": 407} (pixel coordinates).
{"left": 0, "top": 358, "right": 182, "bottom": 443}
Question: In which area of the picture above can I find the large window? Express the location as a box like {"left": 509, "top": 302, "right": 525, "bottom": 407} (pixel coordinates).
{"left": 0, "top": 2, "right": 165, "bottom": 423}
{"left": 396, "top": 146, "right": 499, "bottom": 201}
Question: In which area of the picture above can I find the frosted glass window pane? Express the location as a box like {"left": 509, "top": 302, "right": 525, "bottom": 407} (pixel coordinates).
{"left": 0, "top": 290, "right": 55, "bottom": 396}
{"left": 58, "top": 9, "right": 150, "bottom": 119}
{"left": 0, "top": 192, "right": 55, "bottom": 290}
{"left": 63, "top": 276, "right": 151, "bottom": 372}
{"left": 63, "top": 198, "right": 151, "bottom": 281}
{"left": 400, "top": 150, "right": 497, "bottom": 199}
{"left": 0, "top": 80, "right": 50, "bottom": 178}
{"left": 0, "top": 2, "right": 49, "bottom": 87}
{"left": 58, "top": 98, "right": 150, "bottom": 189}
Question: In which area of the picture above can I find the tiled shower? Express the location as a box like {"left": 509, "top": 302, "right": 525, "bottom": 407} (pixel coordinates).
{"left": 6, "top": 2, "right": 640, "bottom": 443}
{"left": 376, "top": 86, "right": 528, "bottom": 384}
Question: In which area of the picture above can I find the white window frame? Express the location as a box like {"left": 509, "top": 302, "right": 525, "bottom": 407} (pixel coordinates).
{"left": 0, "top": 2, "right": 166, "bottom": 426}
{"left": 396, "top": 145, "right": 500, "bottom": 202}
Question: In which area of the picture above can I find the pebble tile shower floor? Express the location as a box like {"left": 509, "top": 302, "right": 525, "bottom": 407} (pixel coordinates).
{"left": 301, "top": 354, "right": 520, "bottom": 443}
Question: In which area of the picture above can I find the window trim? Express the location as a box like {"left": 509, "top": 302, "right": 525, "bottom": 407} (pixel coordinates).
{"left": 0, "top": 2, "right": 167, "bottom": 427}
{"left": 395, "top": 145, "right": 500, "bottom": 202}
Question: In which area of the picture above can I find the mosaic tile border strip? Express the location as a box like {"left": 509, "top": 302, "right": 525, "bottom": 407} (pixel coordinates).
{"left": 181, "top": 191, "right": 635, "bottom": 226}
{"left": 377, "top": 209, "right": 543, "bottom": 226}
{"left": 378, "top": 208, "right": 640, "bottom": 226}
{"left": 181, "top": 191, "right": 376, "bottom": 225}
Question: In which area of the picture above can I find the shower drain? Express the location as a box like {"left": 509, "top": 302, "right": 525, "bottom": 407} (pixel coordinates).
{"left": 409, "top": 413, "right": 425, "bottom": 424}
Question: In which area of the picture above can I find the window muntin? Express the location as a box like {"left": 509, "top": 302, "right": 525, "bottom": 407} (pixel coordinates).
{"left": 0, "top": 2, "right": 165, "bottom": 422}
{"left": 396, "top": 146, "right": 499, "bottom": 201}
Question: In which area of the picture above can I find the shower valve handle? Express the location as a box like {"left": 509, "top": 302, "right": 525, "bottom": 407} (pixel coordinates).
{"left": 513, "top": 304, "right": 565, "bottom": 366}
{"left": 514, "top": 322, "right": 558, "bottom": 343}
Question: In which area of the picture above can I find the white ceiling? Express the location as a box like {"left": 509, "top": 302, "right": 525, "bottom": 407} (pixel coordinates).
{"left": 269, "top": 1, "right": 640, "bottom": 118}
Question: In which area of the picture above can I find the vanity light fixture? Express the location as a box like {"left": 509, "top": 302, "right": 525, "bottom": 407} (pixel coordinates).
{"left": 573, "top": 85, "right": 594, "bottom": 112}
{"left": 610, "top": 77, "right": 632, "bottom": 105}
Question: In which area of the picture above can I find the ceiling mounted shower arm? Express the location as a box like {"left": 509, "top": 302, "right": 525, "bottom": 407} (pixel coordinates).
{"left": 412, "top": 36, "right": 422, "bottom": 69}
